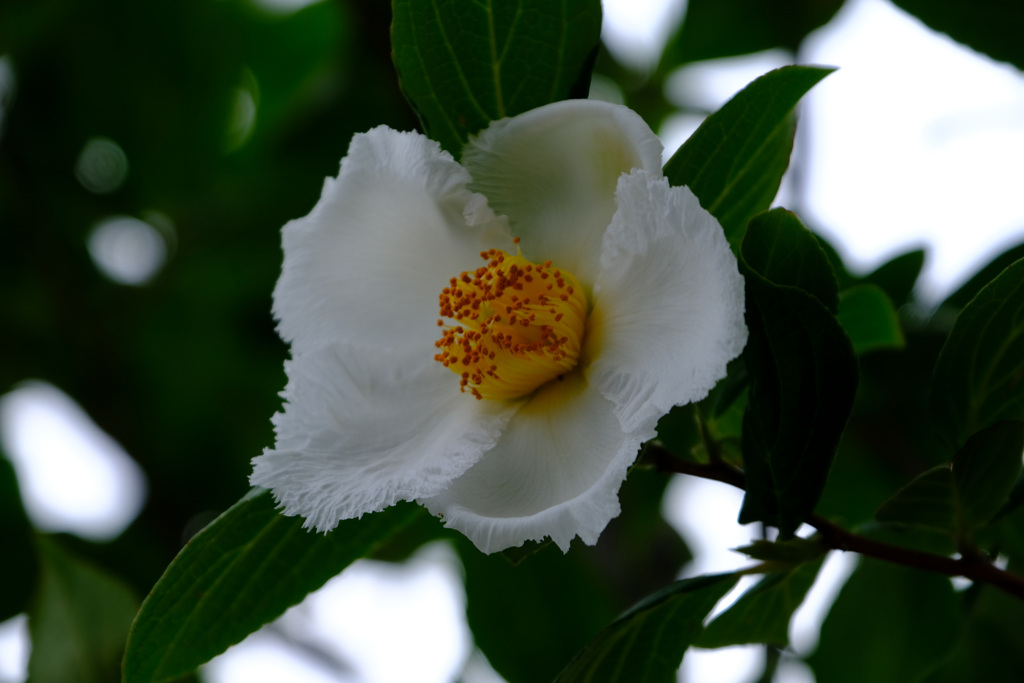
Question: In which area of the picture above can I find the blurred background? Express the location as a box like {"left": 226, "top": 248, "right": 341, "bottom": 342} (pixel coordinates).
{"left": 1, "top": 0, "right": 1022, "bottom": 681}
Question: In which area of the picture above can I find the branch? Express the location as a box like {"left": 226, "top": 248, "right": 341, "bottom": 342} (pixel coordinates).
{"left": 648, "top": 445, "right": 1024, "bottom": 602}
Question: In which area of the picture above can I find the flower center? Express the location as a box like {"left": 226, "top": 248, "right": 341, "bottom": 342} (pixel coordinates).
{"left": 434, "top": 243, "right": 587, "bottom": 400}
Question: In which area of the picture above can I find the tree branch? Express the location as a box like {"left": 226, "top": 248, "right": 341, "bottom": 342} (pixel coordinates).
{"left": 648, "top": 445, "right": 1024, "bottom": 602}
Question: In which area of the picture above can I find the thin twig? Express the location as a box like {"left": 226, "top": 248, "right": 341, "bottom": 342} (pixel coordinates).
{"left": 648, "top": 445, "right": 1024, "bottom": 602}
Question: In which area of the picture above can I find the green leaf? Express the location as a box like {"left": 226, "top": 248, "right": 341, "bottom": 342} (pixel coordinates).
{"left": 663, "top": 66, "right": 834, "bottom": 247}
{"left": 123, "top": 489, "right": 420, "bottom": 683}
{"left": 28, "top": 536, "right": 139, "bottom": 683}
{"left": 922, "top": 581, "right": 1024, "bottom": 683}
{"left": 875, "top": 465, "right": 959, "bottom": 536}
{"left": 837, "top": 284, "right": 906, "bottom": 355}
{"left": 952, "top": 420, "right": 1024, "bottom": 529}
{"left": 554, "top": 573, "right": 739, "bottom": 683}
{"left": 999, "top": 500, "right": 1024, "bottom": 568}
{"left": 660, "top": 0, "right": 845, "bottom": 67}
{"left": 697, "top": 558, "right": 824, "bottom": 648}
{"left": 701, "top": 355, "right": 749, "bottom": 419}
{"left": 738, "top": 211, "right": 859, "bottom": 537}
{"left": 942, "top": 239, "right": 1024, "bottom": 310}
{"left": 655, "top": 403, "right": 702, "bottom": 461}
{"left": 462, "top": 467, "right": 690, "bottom": 683}
{"left": 891, "top": 0, "right": 1024, "bottom": 71}
{"left": 995, "top": 471, "right": 1024, "bottom": 521}
{"left": 391, "top": 0, "right": 602, "bottom": 155}
{"left": 733, "top": 536, "right": 827, "bottom": 563}
{"left": 863, "top": 248, "right": 925, "bottom": 308}
{"left": 499, "top": 537, "right": 552, "bottom": 565}
{"left": 698, "top": 390, "right": 748, "bottom": 467}
{"left": 873, "top": 422, "right": 1023, "bottom": 538}
{"left": 930, "top": 257, "right": 1024, "bottom": 450}
{"left": 742, "top": 208, "right": 839, "bottom": 311}
{"left": 809, "top": 558, "right": 961, "bottom": 683}
{"left": 813, "top": 231, "right": 856, "bottom": 290}
{"left": 0, "top": 451, "right": 36, "bottom": 621}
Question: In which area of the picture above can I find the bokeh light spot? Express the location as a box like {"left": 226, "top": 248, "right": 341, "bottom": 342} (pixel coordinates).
{"left": 88, "top": 215, "right": 168, "bottom": 286}
{"left": 224, "top": 68, "right": 260, "bottom": 153}
{"left": 0, "top": 382, "right": 148, "bottom": 542}
{"left": 601, "top": 0, "right": 687, "bottom": 68}
{"left": 248, "top": 0, "right": 325, "bottom": 16}
{"left": 0, "top": 55, "right": 15, "bottom": 141}
{"left": 74, "top": 137, "right": 129, "bottom": 194}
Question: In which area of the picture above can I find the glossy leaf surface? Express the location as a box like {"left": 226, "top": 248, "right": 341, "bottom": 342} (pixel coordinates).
{"left": 893, "top": 0, "right": 1024, "bottom": 71}
{"left": 930, "top": 258, "right": 1024, "bottom": 450}
{"left": 663, "top": 66, "right": 833, "bottom": 247}
{"left": 391, "top": 0, "right": 602, "bottom": 155}
{"left": 742, "top": 208, "right": 839, "bottom": 311}
{"left": 738, "top": 210, "right": 859, "bottom": 537}
{"left": 123, "top": 490, "right": 420, "bottom": 683}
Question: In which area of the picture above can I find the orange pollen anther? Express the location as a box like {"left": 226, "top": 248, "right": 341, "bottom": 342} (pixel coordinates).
{"left": 434, "top": 247, "right": 587, "bottom": 400}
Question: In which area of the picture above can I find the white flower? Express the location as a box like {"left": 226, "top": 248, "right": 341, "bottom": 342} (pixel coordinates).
{"left": 250, "top": 100, "right": 747, "bottom": 553}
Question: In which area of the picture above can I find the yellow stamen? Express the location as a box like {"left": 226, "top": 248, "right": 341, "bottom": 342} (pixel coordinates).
{"left": 434, "top": 246, "right": 587, "bottom": 400}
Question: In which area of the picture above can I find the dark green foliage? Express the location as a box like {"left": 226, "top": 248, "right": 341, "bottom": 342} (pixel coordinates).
{"left": 863, "top": 249, "right": 926, "bottom": 308}
{"left": 813, "top": 231, "right": 857, "bottom": 291}
{"left": 461, "top": 468, "right": 690, "bottom": 683}
{"left": 663, "top": 66, "right": 833, "bottom": 247}
{"left": 554, "top": 574, "right": 739, "bottom": 683}
{"left": 661, "top": 0, "right": 845, "bottom": 68}
{"left": 942, "top": 240, "right": 1024, "bottom": 309}
{"left": 701, "top": 356, "right": 750, "bottom": 420}
{"left": 892, "top": 0, "right": 1024, "bottom": 71}
{"left": 461, "top": 539, "right": 618, "bottom": 682}
{"left": 28, "top": 537, "right": 139, "bottom": 683}
{"left": 952, "top": 421, "right": 1024, "bottom": 530}
{"left": 923, "top": 583, "right": 1024, "bottom": 682}
{"left": 655, "top": 403, "right": 703, "bottom": 462}
{"left": 875, "top": 465, "right": 959, "bottom": 536}
{"left": 733, "top": 536, "right": 828, "bottom": 564}
{"left": 1, "top": 0, "right": 421, "bottom": 676}
{"left": 742, "top": 209, "right": 840, "bottom": 311}
{"left": 0, "top": 451, "right": 36, "bottom": 621}
{"left": 837, "top": 285, "right": 905, "bottom": 355}
{"left": 930, "top": 258, "right": 1024, "bottom": 450}
{"left": 738, "top": 209, "right": 859, "bottom": 537}
{"left": 123, "top": 491, "right": 420, "bottom": 683}
{"left": 391, "top": 0, "right": 602, "bottom": 155}
{"left": 810, "top": 558, "right": 961, "bottom": 683}
{"left": 697, "top": 559, "right": 824, "bottom": 648}
{"left": 0, "top": 0, "right": 415, "bottom": 596}
{"left": 3, "top": 0, "right": 1023, "bottom": 680}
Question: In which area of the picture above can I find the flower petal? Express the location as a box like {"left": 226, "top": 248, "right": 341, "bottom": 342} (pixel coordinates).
{"left": 461, "top": 100, "right": 663, "bottom": 288}
{"left": 587, "top": 171, "right": 748, "bottom": 434}
{"left": 420, "top": 372, "right": 650, "bottom": 553}
{"left": 250, "top": 345, "right": 516, "bottom": 531}
{"left": 274, "top": 126, "right": 513, "bottom": 355}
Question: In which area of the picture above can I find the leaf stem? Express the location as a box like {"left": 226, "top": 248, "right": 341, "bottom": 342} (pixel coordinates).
{"left": 648, "top": 445, "right": 1024, "bottom": 602}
